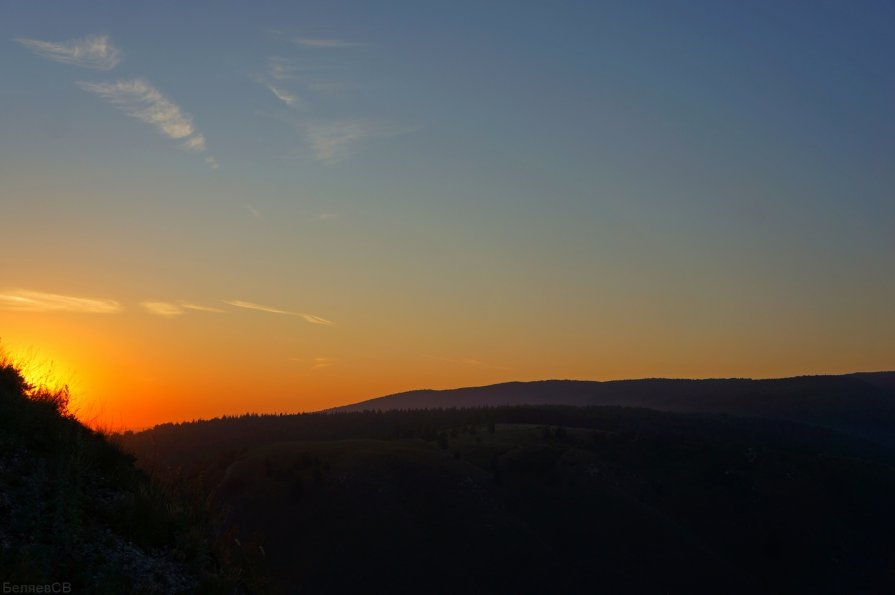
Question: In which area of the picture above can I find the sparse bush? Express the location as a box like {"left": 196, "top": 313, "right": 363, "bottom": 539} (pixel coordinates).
{"left": 0, "top": 346, "right": 262, "bottom": 593}
{"left": 28, "top": 383, "right": 71, "bottom": 416}
{"left": 0, "top": 347, "right": 70, "bottom": 417}
{"left": 0, "top": 356, "right": 29, "bottom": 396}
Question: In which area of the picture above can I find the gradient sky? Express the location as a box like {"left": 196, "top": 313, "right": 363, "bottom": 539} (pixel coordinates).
{"left": 2, "top": 1, "right": 894, "bottom": 428}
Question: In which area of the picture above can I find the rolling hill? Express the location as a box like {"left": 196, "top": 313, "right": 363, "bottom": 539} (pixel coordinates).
{"left": 333, "top": 373, "right": 895, "bottom": 448}
{"left": 119, "top": 373, "right": 895, "bottom": 593}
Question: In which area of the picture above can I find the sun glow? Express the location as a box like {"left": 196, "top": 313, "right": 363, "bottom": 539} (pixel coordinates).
{"left": 0, "top": 343, "right": 95, "bottom": 418}
{"left": 8, "top": 349, "right": 70, "bottom": 395}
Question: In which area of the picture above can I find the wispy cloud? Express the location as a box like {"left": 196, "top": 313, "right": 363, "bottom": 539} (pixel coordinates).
{"left": 315, "top": 212, "right": 342, "bottom": 221}
{"left": 300, "top": 313, "right": 336, "bottom": 326}
{"left": 225, "top": 300, "right": 335, "bottom": 326}
{"left": 77, "top": 78, "right": 196, "bottom": 141}
{"left": 141, "top": 302, "right": 184, "bottom": 317}
{"left": 181, "top": 303, "right": 225, "bottom": 313}
{"left": 76, "top": 78, "right": 214, "bottom": 164}
{"left": 142, "top": 301, "right": 224, "bottom": 316}
{"left": 253, "top": 60, "right": 303, "bottom": 108}
{"left": 303, "top": 121, "right": 418, "bottom": 163}
{"left": 266, "top": 82, "right": 300, "bottom": 108}
{"left": 17, "top": 34, "right": 122, "bottom": 70}
{"left": 181, "top": 134, "right": 206, "bottom": 152}
{"left": 291, "top": 356, "right": 336, "bottom": 369}
{"left": 304, "top": 121, "right": 368, "bottom": 163}
{"left": 205, "top": 156, "right": 220, "bottom": 170}
{"left": 259, "top": 44, "right": 414, "bottom": 163}
{"left": 0, "top": 289, "right": 121, "bottom": 314}
{"left": 294, "top": 37, "right": 365, "bottom": 48}
{"left": 225, "top": 300, "right": 291, "bottom": 315}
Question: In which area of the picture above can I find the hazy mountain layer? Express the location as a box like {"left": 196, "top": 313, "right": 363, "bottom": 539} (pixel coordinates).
{"left": 333, "top": 373, "right": 895, "bottom": 447}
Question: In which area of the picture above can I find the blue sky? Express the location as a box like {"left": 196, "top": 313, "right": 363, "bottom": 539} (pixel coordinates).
{"left": 1, "top": 1, "right": 894, "bottom": 425}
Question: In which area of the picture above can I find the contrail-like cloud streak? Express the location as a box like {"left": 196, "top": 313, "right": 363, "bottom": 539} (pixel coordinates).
{"left": 225, "top": 300, "right": 335, "bottom": 326}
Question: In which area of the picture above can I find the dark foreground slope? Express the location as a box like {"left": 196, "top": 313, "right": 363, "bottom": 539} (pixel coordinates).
{"left": 125, "top": 407, "right": 895, "bottom": 594}
{"left": 0, "top": 360, "right": 258, "bottom": 594}
{"left": 334, "top": 373, "right": 895, "bottom": 447}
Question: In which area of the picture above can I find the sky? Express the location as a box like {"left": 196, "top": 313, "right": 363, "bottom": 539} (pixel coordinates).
{"left": 1, "top": 1, "right": 894, "bottom": 429}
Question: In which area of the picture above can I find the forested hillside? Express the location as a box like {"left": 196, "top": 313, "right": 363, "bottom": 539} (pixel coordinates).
{"left": 123, "top": 404, "right": 895, "bottom": 594}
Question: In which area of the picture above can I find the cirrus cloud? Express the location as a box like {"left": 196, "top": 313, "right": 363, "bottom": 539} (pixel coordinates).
{"left": 141, "top": 301, "right": 225, "bottom": 317}
{"left": 266, "top": 82, "right": 300, "bottom": 108}
{"left": 77, "top": 79, "right": 196, "bottom": 141}
{"left": 302, "top": 121, "right": 419, "bottom": 163}
{"left": 76, "top": 78, "right": 215, "bottom": 163}
{"left": 0, "top": 289, "right": 121, "bottom": 314}
{"left": 141, "top": 302, "right": 184, "bottom": 317}
{"left": 17, "top": 34, "right": 122, "bottom": 70}
{"left": 224, "top": 300, "right": 335, "bottom": 326}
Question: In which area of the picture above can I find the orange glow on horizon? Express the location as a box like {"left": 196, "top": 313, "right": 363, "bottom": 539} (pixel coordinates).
{"left": 3, "top": 291, "right": 894, "bottom": 432}
{"left": 3, "top": 4, "right": 895, "bottom": 434}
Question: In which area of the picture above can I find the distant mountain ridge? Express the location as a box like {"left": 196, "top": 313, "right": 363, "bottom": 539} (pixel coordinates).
{"left": 332, "top": 372, "right": 895, "bottom": 447}
{"left": 121, "top": 372, "right": 895, "bottom": 592}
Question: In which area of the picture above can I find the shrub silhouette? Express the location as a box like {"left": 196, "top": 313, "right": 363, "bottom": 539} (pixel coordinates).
{"left": 0, "top": 346, "right": 266, "bottom": 593}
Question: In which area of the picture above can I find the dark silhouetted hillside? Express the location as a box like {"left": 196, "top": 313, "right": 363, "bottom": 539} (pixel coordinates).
{"left": 332, "top": 373, "right": 895, "bottom": 448}
{"left": 123, "top": 404, "right": 895, "bottom": 594}
{"left": 0, "top": 352, "right": 262, "bottom": 594}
